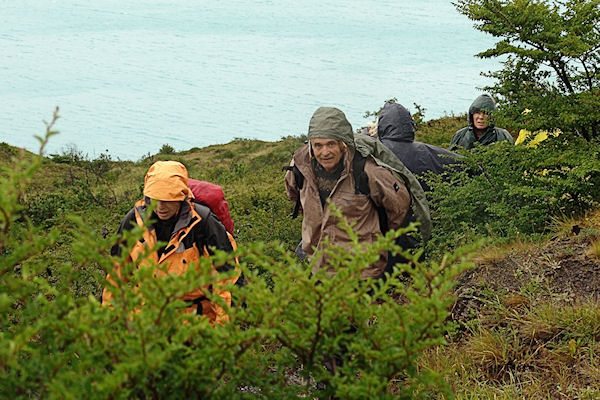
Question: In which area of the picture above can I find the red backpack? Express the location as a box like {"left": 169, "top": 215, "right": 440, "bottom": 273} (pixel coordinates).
{"left": 187, "top": 179, "right": 234, "bottom": 234}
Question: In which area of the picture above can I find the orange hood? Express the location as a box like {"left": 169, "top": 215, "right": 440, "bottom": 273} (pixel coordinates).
{"left": 143, "top": 161, "right": 192, "bottom": 201}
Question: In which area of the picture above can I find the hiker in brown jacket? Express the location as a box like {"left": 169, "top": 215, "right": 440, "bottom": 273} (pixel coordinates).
{"left": 285, "top": 107, "right": 411, "bottom": 280}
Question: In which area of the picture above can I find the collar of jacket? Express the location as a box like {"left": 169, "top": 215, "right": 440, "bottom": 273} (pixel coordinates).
{"left": 380, "top": 136, "right": 413, "bottom": 143}
{"left": 133, "top": 198, "right": 201, "bottom": 262}
{"left": 468, "top": 125, "right": 495, "bottom": 139}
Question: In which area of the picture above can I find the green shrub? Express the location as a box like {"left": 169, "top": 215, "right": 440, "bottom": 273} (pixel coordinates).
{"left": 87, "top": 151, "right": 113, "bottom": 176}
{"left": 0, "top": 142, "right": 19, "bottom": 161}
{"left": 21, "top": 192, "right": 74, "bottom": 227}
{"left": 50, "top": 144, "right": 85, "bottom": 165}
{"left": 425, "top": 132, "right": 600, "bottom": 256}
{"left": 159, "top": 143, "right": 176, "bottom": 154}
{"left": 416, "top": 115, "right": 465, "bottom": 148}
{"left": 1, "top": 132, "right": 471, "bottom": 398}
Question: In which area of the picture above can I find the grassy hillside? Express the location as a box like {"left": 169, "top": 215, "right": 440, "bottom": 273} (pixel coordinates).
{"left": 2, "top": 113, "right": 600, "bottom": 398}
{"left": 9, "top": 114, "right": 466, "bottom": 247}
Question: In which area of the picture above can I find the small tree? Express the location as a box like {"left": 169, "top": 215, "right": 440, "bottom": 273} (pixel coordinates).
{"left": 159, "top": 143, "right": 176, "bottom": 154}
{"left": 454, "top": 0, "right": 600, "bottom": 139}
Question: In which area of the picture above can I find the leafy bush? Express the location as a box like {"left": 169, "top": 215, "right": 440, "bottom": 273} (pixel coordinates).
{"left": 159, "top": 143, "right": 176, "bottom": 154}
{"left": 425, "top": 132, "right": 600, "bottom": 255}
{"left": 1, "top": 130, "right": 471, "bottom": 398}
{"left": 50, "top": 144, "right": 85, "bottom": 165}
{"left": 21, "top": 192, "right": 74, "bottom": 226}
{"left": 0, "top": 142, "right": 19, "bottom": 161}
{"left": 415, "top": 115, "right": 465, "bottom": 148}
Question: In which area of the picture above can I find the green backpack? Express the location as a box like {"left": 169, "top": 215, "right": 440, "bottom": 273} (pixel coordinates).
{"left": 353, "top": 133, "right": 431, "bottom": 241}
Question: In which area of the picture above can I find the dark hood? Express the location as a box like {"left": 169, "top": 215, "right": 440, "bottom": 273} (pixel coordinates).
{"left": 468, "top": 94, "right": 496, "bottom": 127}
{"left": 377, "top": 102, "right": 415, "bottom": 142}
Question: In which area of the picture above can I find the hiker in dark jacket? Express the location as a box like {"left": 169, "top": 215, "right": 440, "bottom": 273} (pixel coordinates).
{"left": 449, "top": 94, "right": 513, "bottom": 151}
{"left": 377, "top": 102, "right": 461, "bottom": 192}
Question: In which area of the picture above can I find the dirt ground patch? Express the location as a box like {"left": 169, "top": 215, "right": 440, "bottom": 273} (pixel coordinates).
{"left": 452, "top": 230, "right": 600, "bottom": 324}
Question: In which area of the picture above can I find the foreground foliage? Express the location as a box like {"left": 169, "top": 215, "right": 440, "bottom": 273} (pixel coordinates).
{"left": 1, "top": 129, "right": 471, "bottom": 398}
{"left": 3, "top": 95, "right": 600, "bottom": 398}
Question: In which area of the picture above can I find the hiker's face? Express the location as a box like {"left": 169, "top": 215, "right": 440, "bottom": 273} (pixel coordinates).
{"left": 155, "top": 200, "right": 181, "bottom": 220}
{"left": 473, "top": 111, "right": 490, "bottom": 130}
{"left": 311, "top": 138, "right": 345, "bottom": 172}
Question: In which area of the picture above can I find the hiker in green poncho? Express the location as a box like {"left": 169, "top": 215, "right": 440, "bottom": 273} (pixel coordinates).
{"left": 285, "top": 107, "right": 431, "bottom": 280}
{"left": 449, "top": 94, "right": 514, "bottom": 151}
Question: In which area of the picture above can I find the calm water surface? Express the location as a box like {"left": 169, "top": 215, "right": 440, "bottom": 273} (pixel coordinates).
{"left": 1, "top": 0, "right": 499, "bottom": 160}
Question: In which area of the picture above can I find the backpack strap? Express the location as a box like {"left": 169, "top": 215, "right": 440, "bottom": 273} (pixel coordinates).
{"left": 352, "top": 153, "right": 369, "bottom": 196}
{"left": 282, "top": 165, "right": 304, "bottom": 219}
{"left": 351, "top": 153, "right": 391, "bottom": 233}
{"left": 284, "top": 155, "right": 396, "bottom": 234}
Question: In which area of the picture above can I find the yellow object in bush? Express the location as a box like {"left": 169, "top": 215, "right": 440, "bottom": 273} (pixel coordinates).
{"left": 515, "top": 129, "right": 561, "bottom": 147}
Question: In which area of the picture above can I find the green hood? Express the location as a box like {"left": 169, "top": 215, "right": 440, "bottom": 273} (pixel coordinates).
{"left": 468, "top": 94, "right": 496, "bottom": 128}
{"left": 307, "top": 107, "right": 355, "bottom": 149}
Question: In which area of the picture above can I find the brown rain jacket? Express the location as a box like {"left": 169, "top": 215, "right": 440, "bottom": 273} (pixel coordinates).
{"left": 285, "top": 107, "right": 411, "bottom": 279}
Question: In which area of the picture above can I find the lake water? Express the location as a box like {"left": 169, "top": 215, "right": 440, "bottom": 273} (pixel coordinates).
{"left": 1, "top": 0, "right": 500, "bottom": 160}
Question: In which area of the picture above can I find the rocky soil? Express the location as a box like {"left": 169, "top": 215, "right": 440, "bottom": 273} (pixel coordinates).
{"left": 452, "top": 226, "right": 600, "bottom": 325}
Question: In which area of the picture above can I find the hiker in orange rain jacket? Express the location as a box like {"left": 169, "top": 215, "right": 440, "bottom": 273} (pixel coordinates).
{"left": 102, "top": 161, "right": 239, "bottom": 324}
